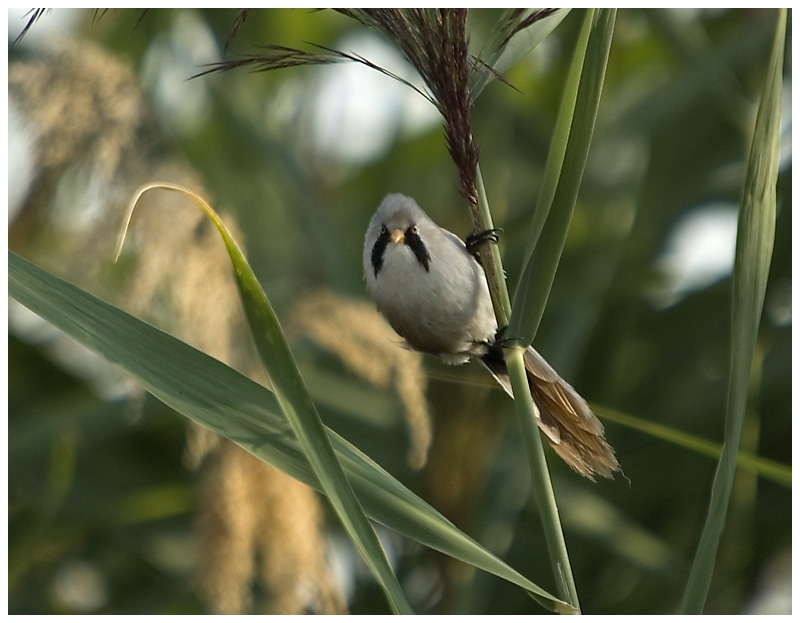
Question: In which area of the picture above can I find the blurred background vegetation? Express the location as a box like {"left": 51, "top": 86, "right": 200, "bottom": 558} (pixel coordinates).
{"left": 8, "top": 8, "right": 791, "bottom": 615}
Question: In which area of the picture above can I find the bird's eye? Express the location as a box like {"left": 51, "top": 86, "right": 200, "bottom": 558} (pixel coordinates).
{"left": 380, "top": 225, "right": 388, "bottom": 235}
{"left": 409, "top": 225, "right": 419, "bottom": 235}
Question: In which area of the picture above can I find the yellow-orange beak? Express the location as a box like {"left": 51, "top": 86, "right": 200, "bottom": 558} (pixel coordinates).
{"left": 390, "top": 229, "right": 405, "bottom": 244}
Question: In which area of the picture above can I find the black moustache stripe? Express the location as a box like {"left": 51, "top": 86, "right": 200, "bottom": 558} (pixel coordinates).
{"left": 371, "top": 225, "right": 431, "bottom": 277}
{"left": 371, "top": 228, "right": 390, "bottom": 278}
{"left": 404, "top": 228, "right": 431, "bottom": 272}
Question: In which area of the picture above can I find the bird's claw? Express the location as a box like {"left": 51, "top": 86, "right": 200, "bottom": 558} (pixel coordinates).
{"left": 466, "top": 228, "right": 502, "bottom": 260}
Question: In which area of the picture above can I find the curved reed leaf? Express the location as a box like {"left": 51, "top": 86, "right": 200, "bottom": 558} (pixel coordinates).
{"left": 117, "top": 183, "right": 412, "bottom": 614}
{"left": 9, "top": 249, "right": 574, "bottom": 614}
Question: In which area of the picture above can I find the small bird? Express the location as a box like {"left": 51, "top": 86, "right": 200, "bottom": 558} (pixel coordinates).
{"left": 363, "top": 193, "right": 618, "bottom": 480}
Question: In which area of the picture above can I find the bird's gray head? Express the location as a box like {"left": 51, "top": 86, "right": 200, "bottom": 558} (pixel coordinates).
{"left": 364, "top": 194, "right": 434, "bottom": 278}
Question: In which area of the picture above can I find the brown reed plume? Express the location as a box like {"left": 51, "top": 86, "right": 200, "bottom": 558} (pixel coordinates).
{"left": 197, "top": 9, "right": 560, "bottom": 212}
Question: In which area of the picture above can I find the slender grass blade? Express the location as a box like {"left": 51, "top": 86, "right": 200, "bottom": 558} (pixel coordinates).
{"left": 681, "top": 8, "right": 785, "bottom": 613}
{"left": 509, "top": 9, "right": 616, "bottom": 347}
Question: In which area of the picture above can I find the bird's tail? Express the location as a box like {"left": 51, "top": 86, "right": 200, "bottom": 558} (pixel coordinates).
{"left": 480, "top": 345, "right": 619, "bottom": 480}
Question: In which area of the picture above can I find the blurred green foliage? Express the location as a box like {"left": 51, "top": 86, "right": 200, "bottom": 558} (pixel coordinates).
{"left": 8, "top": 8, "right": 791, "bottom": 614}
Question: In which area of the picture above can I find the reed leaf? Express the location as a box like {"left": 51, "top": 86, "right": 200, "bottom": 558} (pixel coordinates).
{"left": 116, "top": 184, "right": 411, "bottom": 614}
{"left": 681, "top": 8, "right": 786, "bottom": 613}
{"left": 488, "top": 10, "right": 616, "bottom": 612}
{"left": 509, "top": 9, "right": 616, "bottom": 347}
{"left": 595, "top": 406, "right": 791, "bottom": 489}
{"left": 470, "top": 8, "right": 569, "bottom": 101}
{"left": 8, "top": 250, "right": 573, "bottom": 615}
